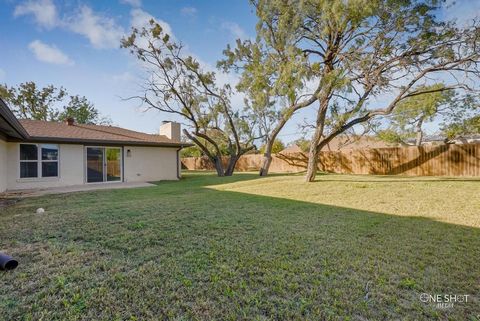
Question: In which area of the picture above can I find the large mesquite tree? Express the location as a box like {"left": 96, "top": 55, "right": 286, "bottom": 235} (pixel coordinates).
{"left": 299, "top": 0, "right": 480, "bottom": 182}
{"left": 121, "top": 20, "right": 256, "bottom": 176}
{"left": 219, "top": 1, "right": 316, "bottom": 176}
{"left": 223, "top": 0, "right": 480, "bottom": 181}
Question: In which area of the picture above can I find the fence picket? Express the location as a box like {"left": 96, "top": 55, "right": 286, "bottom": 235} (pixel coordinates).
{"left": 182, "top": 143, "right": 480, "bottom": 176}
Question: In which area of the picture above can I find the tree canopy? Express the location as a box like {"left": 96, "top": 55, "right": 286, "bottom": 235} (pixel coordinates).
{"left": 222, "top": 0, "right": 480, "bottom": 181}
{"left": 377, "top": 84, "right": 456, "bottom": 145}
{"left": 121, "top": 20, "right": 258, "bottom": 176}
{"left": 0, "top": 82, "right": 111, "bottom": 125}
{"left": 442, "top": 115, "right": 480, "bottom": 140}
{"left": 259, "top": 139, "right": 285, "bottom": 154}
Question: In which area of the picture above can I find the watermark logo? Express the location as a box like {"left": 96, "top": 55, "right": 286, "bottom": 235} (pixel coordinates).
{"left": 419, "top": 293, "right": 471, "bottom": 309}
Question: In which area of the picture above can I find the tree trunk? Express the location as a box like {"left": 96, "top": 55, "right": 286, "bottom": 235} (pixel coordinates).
{"left": 183, "top": 129, "right": 226, "bottom": 177}
{"left": 224, "top": 155, "right": 239, "bottom": 176}
{"left": 305, "top": 100, "right": 329, "bottom": 182}
{"left": 259, "top": 138, "right": 275, "bottom": 176}
{"left": 212, "top": 156, "right": 225, "bottom": 177}
{"left": 259, "top": 153, "right": 273, "bottom": 176}
{"left": 305, "top": 129, "right": 323, "bottom": 182}
{"left": 414, "top": 118, "right": 424, "bottom": 146}
{"left": 258, "top": 122, "right": 285, "bottom": 176}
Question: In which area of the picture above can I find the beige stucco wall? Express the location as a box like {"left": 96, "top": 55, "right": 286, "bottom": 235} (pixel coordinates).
{"left": 4, "top": 143, "right": 180, "bottom": 190}
{"left": 6, "top": 143, "right": 85, "bottom": 190}
{"left": 0, "top": 138, "right": 7, "bottom": 192}
{"left": 123, "top": 146, "right": 180, "bottom": 182}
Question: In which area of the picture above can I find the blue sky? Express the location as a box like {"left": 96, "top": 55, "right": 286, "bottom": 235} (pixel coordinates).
{"left": 0, "top": 0, "right": 479, "bottom": 143}
{"left": 0, "top": 0, "right": 257, "bottom": 135}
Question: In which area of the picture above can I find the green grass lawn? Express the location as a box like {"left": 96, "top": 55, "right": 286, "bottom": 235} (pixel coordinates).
{"left": 1, "top": 172, "right": 479, "bottom": 320}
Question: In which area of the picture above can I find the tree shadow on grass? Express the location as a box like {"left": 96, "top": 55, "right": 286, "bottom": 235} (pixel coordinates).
{"left": 181, "top": 170, "right": 480, "bottom": 185}
{"left": 0, "top": 173, "right": 479, "bottom": 321}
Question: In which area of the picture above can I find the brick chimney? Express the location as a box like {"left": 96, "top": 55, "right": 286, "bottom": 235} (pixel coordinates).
{"left": 159, "top": 121, "right": 181, "bottom": 141}
{"left": 65, "top": 117, "right": 75, "bottom": 126}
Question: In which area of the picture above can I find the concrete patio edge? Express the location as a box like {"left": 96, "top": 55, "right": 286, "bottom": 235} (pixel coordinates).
{"left": 3, "top": 182, "right": 156, "bottom": 198}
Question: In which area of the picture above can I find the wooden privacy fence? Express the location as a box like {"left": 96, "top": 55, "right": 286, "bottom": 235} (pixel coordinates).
{"left": 182, "top": 143, "right": 480, "bottom": 176}
{"left": 86, "top": 161, "right": 121, "bottom": 176}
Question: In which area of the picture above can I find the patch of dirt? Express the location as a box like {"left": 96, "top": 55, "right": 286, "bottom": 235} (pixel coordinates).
{"left": 0, "top": 196, "right": 21, "bottom": 209}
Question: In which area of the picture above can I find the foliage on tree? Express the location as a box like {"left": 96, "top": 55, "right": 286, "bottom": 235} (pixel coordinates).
{"left": 58, "top": 95, "right": 111, "bottom": 125}
{"left": 180, "top": 145, "right": 203, "bottom": 158}
{"left": 218, "top": 1, "right": 315, "bottom": 176}
{"left": 180, "top": 132, "right": 234, "bottom": 158}
{"left": 292, "top": 138, "right": 311, "bottom": 153}
{"left": 259, "top": 139, "right": 285, "bottom": 154}
{"left": 439, "top": 92, "right": 480, "bottom": 140}
{"left": 0, "top": 82, "right": 110, "bottom": 125}
{"left": 377, "top": 84, "right": 456, "bottom": 146}
{"left": 121, "top": 20, "right": 257, "bottom": 176}
{"left": 0, "top": 82, "right": 66, "bottom": 121}
{"left": 223, "top": 0, "right": 480, "bottom": 181}
{"left": 442, "top": 115, "right": 480, "bottom": 140}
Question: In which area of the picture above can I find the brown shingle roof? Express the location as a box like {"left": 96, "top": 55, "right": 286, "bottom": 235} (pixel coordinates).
{"left": 18, "top": 119, "right": 185, "bottom": 146}
{"left": 280, "top": 145, "right": 302, "bottom": 153}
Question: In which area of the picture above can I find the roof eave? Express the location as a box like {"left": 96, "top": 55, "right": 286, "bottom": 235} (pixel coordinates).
{"left": 0, "top": 99, "right": 30, "bottom": 139}
{"left": 18, "top": 136, "right": 193, "bottom": 148}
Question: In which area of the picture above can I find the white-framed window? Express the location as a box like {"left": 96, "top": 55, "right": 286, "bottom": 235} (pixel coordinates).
{"left": 20, "top": 144, "right": 59, "bottom": 178}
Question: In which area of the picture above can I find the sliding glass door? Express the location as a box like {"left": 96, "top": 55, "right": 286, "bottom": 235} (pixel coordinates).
{"left": 86, "top": 147, "right": 122, "bottom": 183}
{"left": 86, "top": 147, "right": 104, "bottom": 183}
{"left": 106, "top": 148, "right": 121, "bottom": 182}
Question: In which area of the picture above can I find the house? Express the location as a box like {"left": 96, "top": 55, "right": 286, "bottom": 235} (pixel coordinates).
{"left": 406, "top": 134, "right": 480, "bottom": 146}
{"left": 405, "top": 135, "right": 446, "bottom": 146}
{"left": 279, "top": 144, "right": 303, "bottom": 153}
{"left": 0, "top": 98, "right": 189, "bottom": 192}
{"left": 453, "top": 135, "right": 480, "bottom": 144}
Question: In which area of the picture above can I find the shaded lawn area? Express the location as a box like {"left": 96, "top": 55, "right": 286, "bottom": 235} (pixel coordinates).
{"left": 0, "top": 172, "right": 479, "bottom": 321}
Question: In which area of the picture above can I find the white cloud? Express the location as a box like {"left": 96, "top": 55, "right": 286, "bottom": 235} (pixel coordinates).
{"left": 67, "top": 6, "right": 124, "bottom": 49}
{"left": 28, "top": 40, "right": 74, "bottom": 65}
{"left": 120, "top": 0, "right": 141, "bottom": 7}
{"left": 221, "top": 21, "right": 247, "bottom": 40}
{"left": 180, "top": 7, "right": 197, "bottom": 17}
{"left": 14, "top": 0, "right": 57, "bottom": 29}
{"left": 14, "top": 1, "right": 125, "bottom": 50}
{"left": 0, "top": 68, "right": 6, "bottom": 81}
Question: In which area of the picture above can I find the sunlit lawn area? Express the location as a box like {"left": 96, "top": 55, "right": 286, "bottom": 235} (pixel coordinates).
{"left": 1, "top": 172, "right": 479, "bottom": 320}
